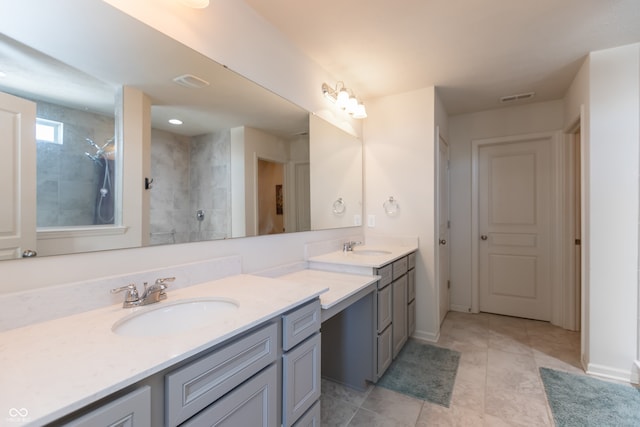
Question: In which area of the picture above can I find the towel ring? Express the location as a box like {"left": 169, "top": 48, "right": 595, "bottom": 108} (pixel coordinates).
{"left": 383, "top": 196, "right": 399, "bottom": 216}
{"left": 332, "top": 197, "right": 346, "bottom": 215}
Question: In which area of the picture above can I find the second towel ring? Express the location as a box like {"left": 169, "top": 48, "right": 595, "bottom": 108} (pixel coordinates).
{"left": 383, "top": 196, "right": 399, "bottom": 216}
{"left": 333, "top": 197, "right": 346, "bottom": 215}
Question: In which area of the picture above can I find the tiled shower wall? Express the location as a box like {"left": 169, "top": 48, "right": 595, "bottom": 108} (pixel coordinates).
{"left": 36, "top": 101, "right": 115, "bottom": 227}
{"left": 150, "top": 128, "right": 231, "bottom": 245}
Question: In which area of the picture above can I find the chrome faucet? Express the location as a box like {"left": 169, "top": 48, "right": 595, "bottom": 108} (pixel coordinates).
{"left": 111, "top": 277, "right": 175, "bottom": 308}
{"left": 343, "top": 241, "right": 362, "bottom": 252}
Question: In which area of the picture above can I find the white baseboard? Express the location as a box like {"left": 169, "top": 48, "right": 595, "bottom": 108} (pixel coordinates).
{"left": 450, "top": 304, "right": 471, "bottom": 313}
{"left": 411, "top": 328, "right": 439, "bottom": 343}
{"left": 586, "top": 362, "right": 635, "bottom": 384}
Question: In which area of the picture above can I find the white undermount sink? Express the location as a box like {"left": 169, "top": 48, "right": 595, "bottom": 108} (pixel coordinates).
{"left": 352, "top": 249, "right": 392, "bottom": 256}
{"left": 112, "top": 297, "right": 239, "bottom": 337}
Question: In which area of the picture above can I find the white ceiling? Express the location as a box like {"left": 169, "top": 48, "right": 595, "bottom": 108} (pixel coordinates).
{"left": 243, "top": 0, "right": 640, "bottom": 115}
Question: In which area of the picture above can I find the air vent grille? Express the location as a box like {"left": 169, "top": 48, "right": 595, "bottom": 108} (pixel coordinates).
{"left": 500, "top": 92, "right": 535, "bottom": 103}
{"left": 173, "top": 74, "right": 210, "bottom": 89}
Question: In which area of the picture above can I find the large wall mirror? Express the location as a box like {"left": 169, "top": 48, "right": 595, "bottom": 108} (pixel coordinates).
{"left": 0, "top": 2, "right": 362, "bottom": 260}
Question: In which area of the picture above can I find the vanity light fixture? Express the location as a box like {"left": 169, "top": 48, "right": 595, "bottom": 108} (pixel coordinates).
{"left": 168, "top": 119, "right": 183, "bottom": 125}
{"left": 179, "top": 0, "right": 210, "bottom": 8}
{"left": 322, "top": 82, "right": 367, "bottom": 119}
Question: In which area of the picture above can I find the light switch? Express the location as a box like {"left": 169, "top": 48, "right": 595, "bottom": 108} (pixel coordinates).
{"left": 354, "top": 214, "right": 362, "bottom": 226}
{"left": 367, "top": 214, "right": 376, "bottom": 228}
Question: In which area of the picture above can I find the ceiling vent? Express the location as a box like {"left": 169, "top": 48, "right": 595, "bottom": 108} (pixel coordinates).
{"left": 500, "top": 92, "right": 535, "bottom": 103}
{"left": 173, "top": 74, "right": 210, "bottom": 89}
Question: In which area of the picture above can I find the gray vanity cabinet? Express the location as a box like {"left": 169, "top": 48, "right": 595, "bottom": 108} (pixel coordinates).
{"left": 373, "top": 251, "right": 417, "bottom": 379}
{"left": 62, "top": 386, "right": 151, "bottom": 427}
{"left": 281, "top": 300, "right": 322, "bottom": 427}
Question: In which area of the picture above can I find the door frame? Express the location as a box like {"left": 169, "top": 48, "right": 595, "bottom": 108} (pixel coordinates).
{"left": 471, "top": 131, "right": 566, "bottom": 324}
{"left": 436, "top": 126, "right": 450, "bottom": 326}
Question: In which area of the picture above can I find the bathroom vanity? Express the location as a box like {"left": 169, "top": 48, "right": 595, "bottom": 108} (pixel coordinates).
{"left": 0, "top": 275, "right": 327, "bottom": 426}
{"left": 304, "top": 243, "right": 418, "bottom": 388}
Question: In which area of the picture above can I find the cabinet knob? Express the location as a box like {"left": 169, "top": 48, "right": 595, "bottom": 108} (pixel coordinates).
{"left": 439, "top": 239, "right": 447, "bottom": 245}
{"left": 480, "top": 235, "right": 488, "bottom": 241}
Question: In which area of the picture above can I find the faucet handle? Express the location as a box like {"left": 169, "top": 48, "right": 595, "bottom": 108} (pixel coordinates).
{"left": 110, "top": 284, "right": 139, "bottom": 304}
{"left": 155, "top": 277, "right": 175, "bottom": 288}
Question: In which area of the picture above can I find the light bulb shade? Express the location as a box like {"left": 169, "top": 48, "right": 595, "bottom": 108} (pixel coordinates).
{"left": 353, "top": 103, "right": 367, "bottom": 119}
{"left": 346, "top": 96, "right": 358, "bottom": 114}
{"left": 336, "top": 89, "right": 350, "bottom": 109}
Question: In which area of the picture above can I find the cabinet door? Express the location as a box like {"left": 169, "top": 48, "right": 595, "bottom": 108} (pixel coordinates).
{"left": 392, "top": 275, "right": 408, "bottom": 359}
{"left": 182, "top": 364, "right": 278, "bottom": 427}
{"left": 283, "top": 334, "right": 321, "bottom": 427}
{"left": 377, "top": 284, "right": 392, "bottom": 333}
{"left": 408, "top": 300, "right": 416, "bottom": 337}
{"left": 407, "top": 268, "right": 416, "bottom": 303}
{"left": 377, "top": 325, "right": 393, "bottom": 378}
{"left": 63, "top": 386, "right": 150, "bottom": 427}
{"left": 292, "top": 400, "right": 320, "bottom": 427}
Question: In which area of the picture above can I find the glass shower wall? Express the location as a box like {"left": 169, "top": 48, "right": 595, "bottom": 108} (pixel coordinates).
{"left": 35, "top": 100, "right": 117, "bottom": 227}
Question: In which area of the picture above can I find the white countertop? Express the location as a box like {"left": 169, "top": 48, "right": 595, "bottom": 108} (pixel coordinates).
{"left": 0, "top": 275, "right": 328, "bottom": 426}
{"left": 308, "top": 245, "right": 417, "bottom": 269}
{"left": 277, "top": 269, "right": 379, "bottom": 310}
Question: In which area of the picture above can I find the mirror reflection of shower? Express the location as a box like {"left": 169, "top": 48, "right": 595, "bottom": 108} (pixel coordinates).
{"left": 85, "top": 137, "right": 115, "bottom": 224}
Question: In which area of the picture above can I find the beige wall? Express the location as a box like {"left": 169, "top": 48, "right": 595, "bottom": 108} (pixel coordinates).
{"left": 364, "top": 86, "right": 444, "bottom": 341}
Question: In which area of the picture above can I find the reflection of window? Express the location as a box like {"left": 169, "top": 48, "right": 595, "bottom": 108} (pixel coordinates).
{"left": 36, "top": 117, "right": 63, "bottom": 144}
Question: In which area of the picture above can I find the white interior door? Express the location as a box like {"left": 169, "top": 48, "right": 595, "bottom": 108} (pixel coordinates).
{"left": 438, "top": 133, "right": 450, "bottom": 324}
{"left": 477, "top": 135, "right": 552, "bottom": 321}
{"left": 0, "top": 91, "right": 36, "bottom": 260}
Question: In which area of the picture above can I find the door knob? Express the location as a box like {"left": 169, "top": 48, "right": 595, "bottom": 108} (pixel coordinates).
{"left": 480, "top": 235, "right": 488, "bottom": 241}
{"left": 22, "top": 249, "right": 37, "bottom": 257}
{"left": 439, "top": 239, "right": 447, "bottom": 245}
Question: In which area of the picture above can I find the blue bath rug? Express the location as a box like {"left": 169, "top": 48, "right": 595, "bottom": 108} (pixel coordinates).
{"left": 377, "top": 340, "right": 460, "bottom": 407}
{"left": 540, "top": 367, "right": 640, "bottom": 427}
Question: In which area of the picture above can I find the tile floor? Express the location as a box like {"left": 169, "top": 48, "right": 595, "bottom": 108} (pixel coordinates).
{"left": 320, "top": 311, "right": 583, "bottom": 426}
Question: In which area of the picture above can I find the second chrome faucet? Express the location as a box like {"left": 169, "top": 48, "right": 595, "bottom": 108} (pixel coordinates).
{"left": 111, "top": 277, "right": 175, "bottom": 308}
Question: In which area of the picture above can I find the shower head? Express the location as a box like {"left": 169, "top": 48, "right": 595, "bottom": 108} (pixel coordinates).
{"left": 85, "top": 138, "right": 100, "bottom": 150}
{"left": 85, "top": 152, "right": 101, "bottom": 164}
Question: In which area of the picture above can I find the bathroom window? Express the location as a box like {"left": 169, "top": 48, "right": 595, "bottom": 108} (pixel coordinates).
{"left": 36, "top": 117, "right": 63, "bottom": 144}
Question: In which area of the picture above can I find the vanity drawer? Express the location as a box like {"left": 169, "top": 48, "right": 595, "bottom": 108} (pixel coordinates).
{"left": 376, "top": 264, "right": 393, "bottom": 288}
{"left": 282, "top": 299, "right": 321, "bottom": 351}
{"left": 392, "top": 257, "right": 408, "bottom": 280}
{"left": 408, "top": 252, "right": 416, "bottom": 270}
{"left": 165, "top": 322, "right": 278, "bottom": 427}
{"left": 181, "top": 364, "right": 278, "bottom": 427}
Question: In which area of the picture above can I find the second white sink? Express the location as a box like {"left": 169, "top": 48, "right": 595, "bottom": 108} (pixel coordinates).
{"left": 112, "top": 297, "right": 239, "bottom": 337}
{"left": 352, "top": 249, "right": 392, "bottom": 256}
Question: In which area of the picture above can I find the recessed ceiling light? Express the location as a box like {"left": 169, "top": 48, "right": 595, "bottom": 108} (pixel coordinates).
{"left": 168, "top": 119, "right": 183, "bottom": 125}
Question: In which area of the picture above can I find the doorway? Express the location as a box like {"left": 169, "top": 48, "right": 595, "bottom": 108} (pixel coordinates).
{"left": 472, "top": 133, "right": 553, "bottom": 321}
{"left": 257, "top": 158, "right": 285, "bottom": 235}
